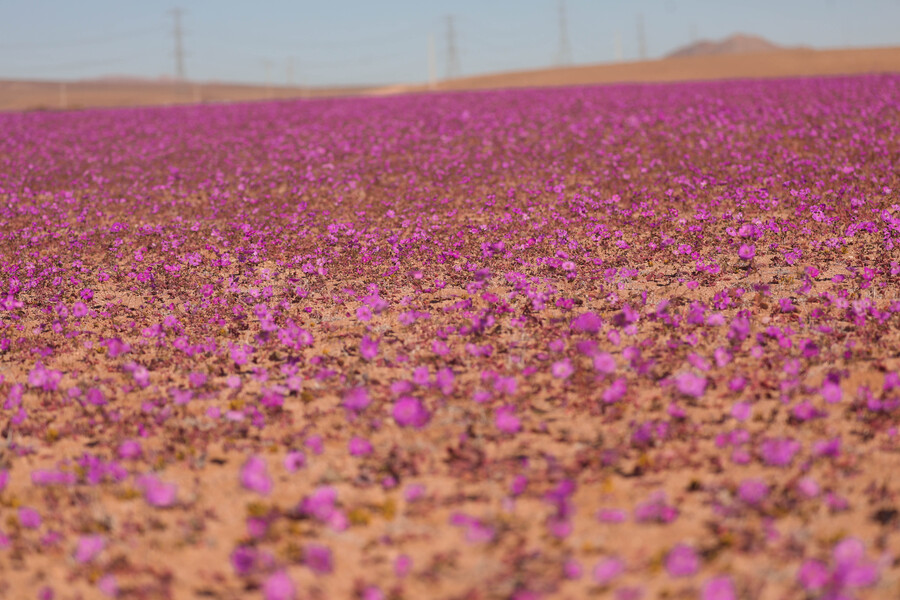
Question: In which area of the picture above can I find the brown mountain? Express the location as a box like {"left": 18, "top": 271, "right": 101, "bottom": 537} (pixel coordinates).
{"left": 667, "top": 33, "right": 786, "bottom": 58}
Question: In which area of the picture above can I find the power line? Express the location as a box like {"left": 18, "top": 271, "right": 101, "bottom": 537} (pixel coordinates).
{"left": 169, "top": 8, "right": 186, "bottom": 80}
{"left": 445, "top": 15, "right": 461, "bottom": 79}
{"left": 555, "top": 0, "right": 573, "bottom": 66}
{"left": 0, "top": 26, "right": 164, "bottom": 50}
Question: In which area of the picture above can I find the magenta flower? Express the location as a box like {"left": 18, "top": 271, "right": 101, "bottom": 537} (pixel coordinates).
{"left": 392, "top": 397, "right": 430, "bottom": 428}
{"left": 394, "top": 554, "right": 413, "bottom": 577}
{"left": 304, "top": 544, "right": 333, "bottom": 574}
{"left": 665, "top": 544, "right": 699, "bottom": 577}
{"left": 360, "top": 335, "right": 379, "bottom": 361}
{"left": 137, "top": 475, "right": 177, "bottom": 508}
{"left": 19, "top": 507, "right": 42, "bottom": 529}
{"left": 284, "top": 451, "right": 306, "bottom": 472}
{"left": 759, "top": 437, "right": 801, "bottom": 467}
{"left": 797, "top": 538, "right": 879, "bottom": 595}
{"left": 348, "top": 436, "right": 373, "bottom": 456}
{"left": 494, "top": 405, "right": 521, "bottom": 434}
{"left": 737, "top": 478, "right": 769, "bottom": 505}
{"left": 74, "top": 535, "right": 105, "bottom": 563}
{"left": 593, "top": 352, "right": 616, "bottom": 374}
{"left": 738, "top": 244, "right": 755, "bottom": 260}
{"left": 602, "top": 377, "right": 627, "bottom": 403}
{"left": 551, "top": 358, "right": 574, "bottom": 379}
{"left": 675, "top": 372, "right": 707, "bottom": 398}
{"left": 240, "top": 455, "right": 272, "bottom": 495}
{"left": 343, "top": 386, "right": 371, "bottom": 412}
{"left": 262, "top": 571, "right": 295, "bottom": 600}
{"left": 571, "top": 311, "right": 602, "bottom": 333}
{"left": 592, "top": 557, "right": 624, "bottom": 585}
{"left": 821, "top": 380, "right": 842, "bottom": 404}
{"left": 701, "top": 576, "right": 737, "bottom": 600}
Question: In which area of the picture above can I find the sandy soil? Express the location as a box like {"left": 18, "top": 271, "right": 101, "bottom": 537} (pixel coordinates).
{"left": 2, "top": 45, "right": 899, "bottom": 112}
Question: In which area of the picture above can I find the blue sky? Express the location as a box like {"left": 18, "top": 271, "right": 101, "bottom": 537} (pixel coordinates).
{"left": 1, "top": 0, "right": 899, "bottom": 86}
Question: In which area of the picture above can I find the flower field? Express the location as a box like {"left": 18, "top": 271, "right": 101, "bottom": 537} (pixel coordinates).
{"left": 1, "top": 74, "right": 900, "bottom": 599}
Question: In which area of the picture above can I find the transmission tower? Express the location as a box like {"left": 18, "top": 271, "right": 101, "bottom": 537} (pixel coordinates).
{"left": 637, "top": 12, "right": 647, "bottom": 60}
{"left": 445, "top": 15, "right": 460, "bottom": 79}
{"left": 169, "top": 8, "right": 186, "bottom": 80}
{"left": 555, "top": 0, "right": 573, "bottom": 65}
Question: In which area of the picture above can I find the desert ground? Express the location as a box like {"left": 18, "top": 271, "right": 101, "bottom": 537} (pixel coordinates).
{"left": 2, "top": 45, "right": 900, "bottom": 111}
{"left": 0, "top": 44, "right": 899, "bottom": 600}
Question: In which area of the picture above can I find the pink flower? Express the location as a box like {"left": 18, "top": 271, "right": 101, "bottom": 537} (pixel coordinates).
{"left": 676, "top": 372, "right": 707, "bottom": 398}
{"left": 701, "top": 576, "right": 737, "bottom": 600}
{"left": 551, "top": 359, "right": 574, "bottom": 379}
{"left": 19, "top": 507, "right": 41, "bottom": 529}
{"left": 284, "top": 451, "right": 306, "bottom": 472}
{"left": 592, "top": 557, "right": 624, "bottom": 584}
{"left": 602, "top": 377, "right": 627, "bottom": 403}
{"left": 240, "top": 455, "right": 272, "bottom": 495}
{"left": 738, "top": 244, "right": 755, "bottom": 260}
{"left": 495, "top": 405, "right": 521, "bottom": 434}
{"left": 593, "top": 352, "right": 616, "bottom": 374}
{"left": 666, "top": 544, "right": 699, "bottom": 577}
{"left": 343, "top": 387, "right": 371, "bottom": 412}
{"left": 263, "top": 571, "right": 295, "bottom": 600}
{"left": 360, "top": 335, "right": 379, "bottom": 361}
{"left": 74, "top": 535, "right": 105, "bottom": 563}
{"left": 304, "top": 544, "right": 333, "bottom": 574}
{"left": 348, "top": 437, "right": 373, "bottom": 456}
{"left": 137, "top": 475, "right": 177, "bottom": 508}
{"left": 571, "top": 311, "right": 602, "bottom": 333}
{"left": 821, "top": 380, "right": 842, "bottom": 404}
{"left": 392, "top": 397, "right": 430, "bottom": 428}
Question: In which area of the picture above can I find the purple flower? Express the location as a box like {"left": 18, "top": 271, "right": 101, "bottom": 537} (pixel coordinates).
{"left": 665, "top": 544, "right": 699, "bottom": 577}
{"left": 349, "top": 436, "right": 373, "bottom": 456}
{"left": 495, "top": 405, "right": 521, "bottom": 434}
{"left": 240, "top": 455, "right": 272, "bottom": 495}
{"left": 230, "top": 545, "right": 257, "bottom": 576}
{"left": 284, "top": 451, "right": 306, "bottom": 472}
{"left": 304, "top": 544, "right": 333, "bottom": 574}
{"left": 19, "top": 507, "right": 41, "bottom": 529}
{"left": 263, "top": 571, "right": 295, "bottom": 600}
{"left": 394, "top": 554, "right": 413, "bottom": 577}
{"left": 731, "top": 401, "right": 752, "bottom": 421}
{"left": 72, "top": 301, "right": 89, "bottom": 318}
{"left": 360, "top": 335, "right": 379, "bottom": 361}
{"left": 592, "top": 557, "right": 624, "bottom": 585}
{"left": 137, "top": 475, "right": 177, "bottom": 508}
{"left": 571, "top": 311, "right": 602, "bottom": 333}
{"left": 821, "top": 380, "right": 842, "bottom": 404}
{"left": 74, "top": 535, "right": 105, "bottom": 563}
{"left": 602, "top": 378, "right": 627, "bottom": 403}
{"left": 675, "top": 372, "right": 707, "bottom": 398}
{"left": 759, "top": 438, "right": 801, "bottom": 467}
{"left": 701, "top": 576, "right": 737, "bottom": 600}
{"left": 797, "top": 559, "right": 830, "bottom": 591}
{"left": 343, "top": 387, "right": 371, "bottom": 412}
{"left": 551, "top": 359, "right": 574, "bottom": 379}
{"left": 593, "top": 352, "right": 616, "bottom": 374}
{"left": 738, "top": 478, "right": 769, "bottom": 505}
{"left": 738, "top": 244, "right": 755, "bottom": 260}
{"left": 392, "top": 397, "right": 430, "bottom": 428}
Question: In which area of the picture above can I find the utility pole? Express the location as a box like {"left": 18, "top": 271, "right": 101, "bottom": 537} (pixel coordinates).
{"left": 637, "top": 12, "right": 647, "bottom": 61}
{"left": 261, "top": 59, "right": 273, "bottom": 99}
{"left": 445, "top": 15, "right": 460, "bottom": 79}
{"left": 555, "top": 0, "right": 573, "bottom": 66}
{"left": 427, "top": 33, "right": 437, "bottom": 89}
{"left": 169, "top": 8, "right": 186, "bottom": 80}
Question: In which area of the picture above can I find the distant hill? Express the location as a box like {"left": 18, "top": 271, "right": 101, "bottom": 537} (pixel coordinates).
{"left": 666, "top": 33, "right": 786, "bottom": 58}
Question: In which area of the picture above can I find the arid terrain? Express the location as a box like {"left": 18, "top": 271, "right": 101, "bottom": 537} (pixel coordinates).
{"left": 2, "top": 44, "right": 900, "bottom": 111}
{"left": 1, "top": 71, "right": 899, "bottom": 599}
